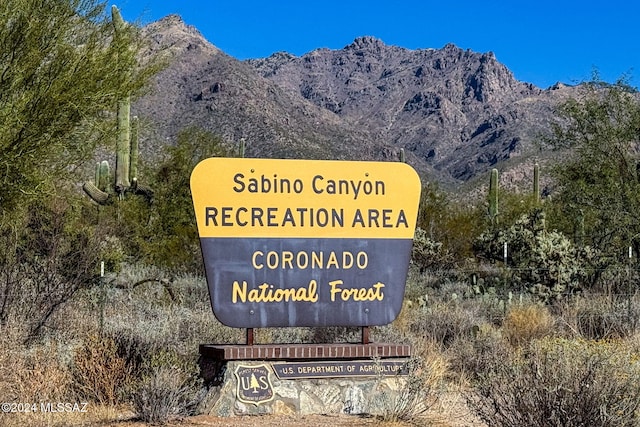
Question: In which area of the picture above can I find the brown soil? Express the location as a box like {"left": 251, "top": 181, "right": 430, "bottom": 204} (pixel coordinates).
{"left": 98, "top": 392, "right": 485, "bottom": 427}
{"left": 110, "top": 414, "right": 402, "bottom": 426}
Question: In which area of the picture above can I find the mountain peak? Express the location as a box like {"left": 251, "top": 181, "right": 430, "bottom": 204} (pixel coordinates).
{"left": 141, "top": 14, "right": 219, "bottom": 56}
{"left": 147, "top": 14, "right": 199, "bottom": 35}
{"left": 347, "top": 36, "right": 386, "bottom": 50}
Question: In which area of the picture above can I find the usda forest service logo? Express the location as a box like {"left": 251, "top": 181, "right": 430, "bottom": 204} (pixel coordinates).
{"left": 234, "top": 364, "right": 274, "bottom": 405}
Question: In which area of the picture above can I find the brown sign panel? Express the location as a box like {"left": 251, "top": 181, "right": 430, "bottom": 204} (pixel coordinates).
{"left": 191, "top": 158, "right": 421, "bottom": 328}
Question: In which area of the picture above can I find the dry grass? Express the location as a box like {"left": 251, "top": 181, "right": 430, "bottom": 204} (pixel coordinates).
{"left": 558, "top": 293, "right": 640, "bottom": 339}
{"left": 0, "top": 327, "right": 73, "bottom": 403}
{"left": 466, "top": 337, "right": 640, "bottom": 427}
{"left": 0, "top": 404, "right": 131, "bottom": 427}
{"left": 73, "top": 333, "right": 133, "bottom": 405}
{"left": 3, "top": 266, "right": 640, "bottom": 426}
{"left": 502, "top": 303, "right": 554, "bottom": 346}
{"left": 379, "top": 344, "right": 449, "bottom": 423}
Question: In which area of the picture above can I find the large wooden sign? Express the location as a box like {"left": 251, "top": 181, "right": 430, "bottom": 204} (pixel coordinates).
{"left": 190, "top": 158, "right": 421, "bottom": 328}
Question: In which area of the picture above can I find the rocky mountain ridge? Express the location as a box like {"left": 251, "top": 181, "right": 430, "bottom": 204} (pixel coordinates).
{"left": 132, "top": 15, "right": 579, "bottom": 188}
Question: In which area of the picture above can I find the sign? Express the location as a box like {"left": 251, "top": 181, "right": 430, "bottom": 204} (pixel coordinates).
{"left": 191, "top": 158, "right": 421, "bottom": 328}
{"left": 234, "top": 364, "right": 274, "bottom": 405}
{"left": 272, "top": 360, "right": 409, "bottom": 379}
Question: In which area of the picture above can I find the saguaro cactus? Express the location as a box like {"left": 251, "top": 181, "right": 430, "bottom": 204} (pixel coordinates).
{"left": 533, "top": 162, "right": 540, "bottom": 205}
{"left": 95, "top": 160, "right": 110, "bottom": 191}
{"left": 129, "top": 116, "right": 139, "bottom": 185}
{"left": 489, "top": 168, "right": 499, "bottom": 226}
{"left": 239, "top": 138, "right": 246, "bottom": 158}
{"left": 575, "top": 209, "right": 585, "bottom": 248}
{"left": 115, "top": 97, "right": 131, "bottom": 193}
{"left": 83, "top": 113, "right": 149, "bottom": 205}
{"left": 82, "top": 7, "right": 152, "bottom": 205}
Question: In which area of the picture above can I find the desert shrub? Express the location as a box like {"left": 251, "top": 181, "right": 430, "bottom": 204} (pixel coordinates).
{"left": 133, "top": 361, "right": 203, "bottom": 424}
{"left": 466, "top": 337, "right": 640, "bottom": 427}
{"left": 502, "top": 303, "right": 554, "bottom": 346}
{"left": 409, "top": 302, "right": 480, "bottom": 347}
{"left": 446, "top": 323, "right": 508, "bottom": 381}
{"left": 380, "top": 353, "right": 447, "bottom": 423}
{"left": 403, "top": 268, "right": 454, "bottom": 306}
{"left": 71, "top": 268, "right": 236, "bottom": 417}
{"left": 0, "top": 332, "right": 77, "bottom": 427}
{"left": 94, "top": 267, "right": 242, "bottom": 373}
{"left": 113, "top": 302, "right": 238, "bottom": 354}
{"left": 0, "top": 195, "right": 104, "bottom": 341}
{"left": 415, "top": 183, "right": 484, "bottom": 260}
{"left": 560, "top": 293, "right": 640, "bottom": 340}
{"left": 308, "top": 326, "right": 362, "bottom": 343}
{"left": 98, "top": 235, "right": 126, "bottom": 274}
{"left": 242, "top": 326, "right": 366, "bottom": 345}
{"left": 72, "top": 333, "right": 132, "bottom": 405}
{"left": 0, "top": 330, "right": 73, "bottom": 403}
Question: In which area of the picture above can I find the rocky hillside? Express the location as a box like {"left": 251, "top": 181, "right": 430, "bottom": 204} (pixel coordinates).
{"left": 132, "top": 16, "right": 579, "bottom": 188}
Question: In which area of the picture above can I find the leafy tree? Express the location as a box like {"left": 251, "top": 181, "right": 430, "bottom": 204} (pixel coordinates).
{"left": 0, "top": 0, "right": 152, "bottom": 215}
{"left": 414, "top": 184, "right": 484, "bottom": 264}
{"left": 0, "top": 0, "right": 157, "bottom": 340}
{"left": 546, "top": 77, "right": 640, "bottom": 269}
{"left": 121, "top": 127, "right": 229, "bottom": 274}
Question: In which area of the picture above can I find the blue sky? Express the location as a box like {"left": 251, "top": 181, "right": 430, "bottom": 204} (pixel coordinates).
{"left": 111, "top": 0, "right": 639, "bottom": 89}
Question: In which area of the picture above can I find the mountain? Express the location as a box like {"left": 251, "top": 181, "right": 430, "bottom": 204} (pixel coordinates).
{"left": 132, "top": 16, "right": 579, "bottom": 189}
{"left": 134, "top": 16, "right": 380, "bottom": 165}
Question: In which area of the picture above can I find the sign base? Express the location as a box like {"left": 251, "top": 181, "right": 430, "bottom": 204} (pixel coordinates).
{"left": 197, "top": 343, "right": 413, "bottom": 416}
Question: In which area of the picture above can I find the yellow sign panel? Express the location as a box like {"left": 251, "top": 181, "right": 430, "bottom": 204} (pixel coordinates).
{"left": 191, "top": 158, "right": 421, "bottom": 239}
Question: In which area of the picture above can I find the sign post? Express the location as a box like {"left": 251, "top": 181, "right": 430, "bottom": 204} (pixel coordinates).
{"left": 191, "top": 158, "right": 421, "bottom": 329}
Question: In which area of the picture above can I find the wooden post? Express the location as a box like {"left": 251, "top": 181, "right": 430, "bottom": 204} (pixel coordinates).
{"left": 361, "top": 326, "right": 370, "bottom": 344}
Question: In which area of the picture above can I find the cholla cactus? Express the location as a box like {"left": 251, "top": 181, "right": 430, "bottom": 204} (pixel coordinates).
{"left": 411, "top": 227, "right": 453, "bottom": 272}
{"left": 474, "top": 212, "right": 592, "bottom": 301}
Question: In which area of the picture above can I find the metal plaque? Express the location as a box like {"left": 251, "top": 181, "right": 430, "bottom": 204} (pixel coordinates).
{"left": 272, "top": 360, "right": 409, "bottom": 379}
{"left": 234, "top": 364, "right": 274, "bottom": 405}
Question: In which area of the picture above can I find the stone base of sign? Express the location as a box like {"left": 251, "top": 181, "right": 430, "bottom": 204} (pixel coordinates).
{"left": 197, "top": 343, "right": 412, "bottom": 417}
